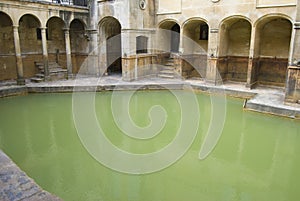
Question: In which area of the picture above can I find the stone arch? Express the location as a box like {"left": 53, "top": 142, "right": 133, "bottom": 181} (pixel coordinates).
{"left": 158, "top": 20, "right": 181, "bottom": 53}
{"left": 70, "top": 19, "right": 89, "bottom": 74}
{"left": 0, "top": 11, "right": 17, "bottom": 81}
{"left": 19, "top": 14, "right": 42, "bottom": 78}
{"left": 254, "top": 15, "right": 292, "bottom": 86}
{"left": 99, "top": 16, "right": 122, "bottom": 75}
{"left": 218, "top": 16, "right": 252, "bottom": 82}
{"left": 46, "top": 17, "right": 66, "bottom": 68}
{"left": 181, "top": 18, "right": 209, "bottom": 79}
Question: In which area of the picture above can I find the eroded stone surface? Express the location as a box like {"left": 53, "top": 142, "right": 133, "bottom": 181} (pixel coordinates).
{"left": 0, "top": 150, "right": 62, "bottom": 201}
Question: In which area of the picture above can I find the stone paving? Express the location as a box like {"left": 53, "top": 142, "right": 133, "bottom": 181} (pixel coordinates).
{"left": 0, "top": 150, "right": 62, "bottom": 201}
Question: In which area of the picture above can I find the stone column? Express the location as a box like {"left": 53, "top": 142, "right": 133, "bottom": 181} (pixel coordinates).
{"left": 246, "top": 26, "right": 258, "bottom": 89}
{"left": 285, "top": 0, "right": 300, "bottom": 103}
{"left": 87, "top": 29, "right": 99, "bottom": 75}
{"left": 13, "top": 25, "right": 25, "bottom": 85}
{"left": 87, "top": 0, "right": 99, "bottom": 75}
{"left": 41, "top": 27, "right": 49, "bottom": 81}
{"left": 63, "top": 28, "right": 73, "bottom": 78}
{"left": 205, "top": 28, "right": 222, "bottom": 85}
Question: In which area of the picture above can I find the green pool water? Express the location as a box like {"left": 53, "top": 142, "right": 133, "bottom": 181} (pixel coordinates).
{"left": 0, "top": 91, "right": 299, "bottom": 201}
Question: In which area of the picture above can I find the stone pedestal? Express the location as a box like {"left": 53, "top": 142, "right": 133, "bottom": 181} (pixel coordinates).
{"left": 63, "top": 28, "right": 73, "bottom": 78}
{"left": 246, "top": 57, "right": 258, "bottom": 89}
{"left": 285, "top": 66, "right": 300, "bottom": 103}
{"left": 206, "top": 57, "right": 222, "bottom": 85}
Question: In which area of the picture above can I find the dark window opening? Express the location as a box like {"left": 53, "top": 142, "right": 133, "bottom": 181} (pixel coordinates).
{"left": 199, "top": 24, "right": 208, "bottom": 40}
{"left": 136, "top": 36, "right": 148, "bottom": 54}
{"left": 171, "top": 24, "right": 180, "bottom": 52}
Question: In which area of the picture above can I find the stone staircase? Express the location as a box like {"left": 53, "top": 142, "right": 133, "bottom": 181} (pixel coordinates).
{"left": 31, "top": 62, "right": 68, "bottom": 83}
{"left": 158, "top": 57, "right": 176, "bottom": 79}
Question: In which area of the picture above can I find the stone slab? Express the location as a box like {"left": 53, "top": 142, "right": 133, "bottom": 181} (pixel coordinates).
{"left": 0, "top": 86, "right": 27, "bottom": 98}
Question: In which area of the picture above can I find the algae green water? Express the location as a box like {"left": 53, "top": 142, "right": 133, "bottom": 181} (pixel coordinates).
{"left": 0, "top": 91, "right": 299, "bottom": 201}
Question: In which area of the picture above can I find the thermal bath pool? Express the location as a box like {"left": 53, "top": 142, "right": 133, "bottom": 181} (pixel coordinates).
{"left": 0, "top": 90, "right": 299, "bottom": 201}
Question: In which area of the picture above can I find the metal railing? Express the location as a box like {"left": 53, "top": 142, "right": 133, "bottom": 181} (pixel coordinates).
{"left": 51, "top": 0, "right": 88, "bottom": 7}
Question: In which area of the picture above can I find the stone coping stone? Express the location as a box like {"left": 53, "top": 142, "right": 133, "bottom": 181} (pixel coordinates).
{"left": 0, "top": 150, "right": 62, "bottom": 201}
{"left": 245, "top": 101, "right": 300, "bottom": 118}
{"left": 0, "top": 86, "right": 27, "bottom": 98}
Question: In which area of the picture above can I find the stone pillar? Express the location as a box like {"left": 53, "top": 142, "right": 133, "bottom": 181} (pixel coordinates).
{"left": 246, "top": 26, "right": 258, "bottom": 89}
{"left": 285, "top": 22, "right": 300, "bottom": 103}
{"left": 205, "top": 28, "right": 222, "bottom": 85}
{"left": 41, "top": 27, "right": 49, "bottom": 81}
{"left": 13, "top": 25, "right": 25, "bottom": 85}
{"left": 285, "top": 66, "right": 300, "bottom": 103}
{"left": 285, "top": 0, "right": 300, "bottom": 102}
{"left": 87, "top": 29, "right": 99, "bottom": 75}
{"left": 87, "top": 0, "right": 99, "bottom": 75}
{"left": 63, "top": 28, "right": 73, "bottom": 78}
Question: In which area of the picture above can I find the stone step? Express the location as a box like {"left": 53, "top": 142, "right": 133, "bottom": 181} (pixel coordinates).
{"left": 36, "top": 62, "right": 61, "bottom": 69}
{"left": 158, "top": 74, "right": 175, "bottom": 79}
{"left": 30, "top": 77, "right": 44, "bottom": 83}
{"left": 165, "top": 62, "right": 174, "bottom": 66}
{"left": 40, "top": 68, "right": 67, "bottom": 73}
{"left": 35, "top": 73, "right": 44, "bottom": 78}
{"left": 161, "top": 66, "right": 175, "bottom": 71}
{"left": 160, "top": 70, "right": 174, "bottom": 74}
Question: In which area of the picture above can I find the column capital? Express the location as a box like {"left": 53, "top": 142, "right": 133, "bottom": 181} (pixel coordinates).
{"left": 86, "top": 29, "right": 98, "bottom": 34}
{"left": 210, "top": 29, "right": 219, "bottom": 33}
{"left": 294, "top": 22, "right": 300, "bottom": 29}
{"left": 63, "top": 28, "right": 70, "bottom": 35}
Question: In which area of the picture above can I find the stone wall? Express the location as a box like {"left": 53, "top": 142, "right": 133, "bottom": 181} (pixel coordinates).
{"left": 257, "top": 57, "right": 288, "bottom": 86}
{"left": 122, "top": 54, "right": 158, "bottom": 81}
{"left": 181, "top": 54, "right": 207, "bottom": 79}
{"left": 226, "top": 56, "right": 249, "bottom": 82}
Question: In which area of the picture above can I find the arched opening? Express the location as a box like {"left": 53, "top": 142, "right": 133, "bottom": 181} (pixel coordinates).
{"left": 0, "top": 12, "right": 17, "bottom": 81}
{"left": 171, "top": 24, "right": 180, "bottom": 53}
{"left": 70, "top": 19, "right": 88, "bottom": 74}
{"left": 99, "top": 17, "right": 122, "bottom": 75}
{"left": 46, "top": 17, "right": 66, "bottom": 68}
{"left": 219, "top": 18, "right": 251, "bottom": 82}
{"left": 157, "top": 20, "right": 181, "bottom": 79}
{"left": 159, "top": 21, "right": 180, "bottom": 53}
{"left": 182, "top": 19, "right": 209, "bottom": 79}
{"left": 254, "top": 17, "right": 292, "bottom": 86}
{"left": 19, "top": 14, "right": 42, "bottom": 78}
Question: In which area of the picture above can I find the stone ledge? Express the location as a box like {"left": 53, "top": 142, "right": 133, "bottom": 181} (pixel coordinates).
{"left": 245, "top": 101, "right": 300, "bottom": 119}
{"left": 0, "top": 86, "right": 27, "bottom": 98}
{"left": 1, "top": 77, "right": 300, "bottom": 119}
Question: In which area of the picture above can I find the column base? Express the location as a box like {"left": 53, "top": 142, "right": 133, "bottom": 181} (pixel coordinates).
{"left": 67, "top": 73, "right": 75, "bottom": 79}
{"left": 205, "top": 78, "right": 223, "bottom": 86}
{"left": 44, "top": 76, "right": 51, "bottom": 82}
{"left": 245, "top": 81, "right": 257, "bottom": 89}
{"left": 17, "top": 78, "right": 25, "bottom": 85}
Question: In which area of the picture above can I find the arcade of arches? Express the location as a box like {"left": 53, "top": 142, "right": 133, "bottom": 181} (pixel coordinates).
{"left": 0, "top": 0, "right": 300, "bottom": 103}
